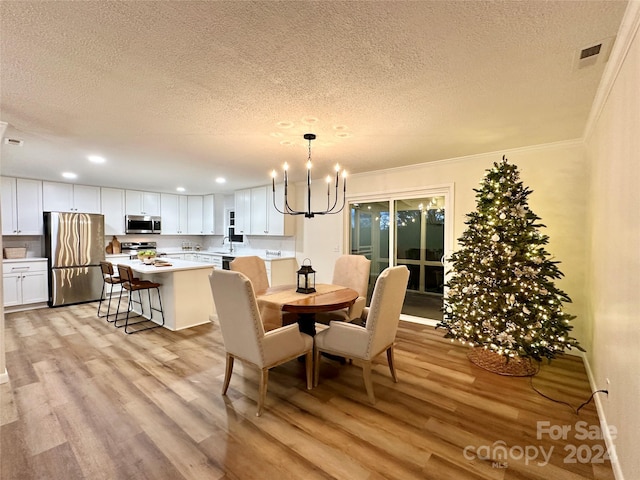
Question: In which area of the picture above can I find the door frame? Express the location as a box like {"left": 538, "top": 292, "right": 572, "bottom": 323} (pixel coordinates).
{"left": 343, "top": 183, "right": 454, "bottom": 324}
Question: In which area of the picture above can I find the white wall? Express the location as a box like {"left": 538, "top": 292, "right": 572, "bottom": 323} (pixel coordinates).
{"left": 0, "top": 121, "right": 8, "bottom": 383}
{"left": 298, "top": 140, "right": 591, "bottom": 347}
{"left": 584, "top": 3, "right": 640, "bottom": 479}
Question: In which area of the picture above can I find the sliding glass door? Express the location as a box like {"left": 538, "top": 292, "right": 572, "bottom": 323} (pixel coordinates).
{"left": 349, "top": 188, "right": 451, "bottom": 321}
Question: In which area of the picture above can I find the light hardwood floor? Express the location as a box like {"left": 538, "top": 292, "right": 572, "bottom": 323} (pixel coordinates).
{"left": 1, "top": 303, "right": 614, "bottom": 480}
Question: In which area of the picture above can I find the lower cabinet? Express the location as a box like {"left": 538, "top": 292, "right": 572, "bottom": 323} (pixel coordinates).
{"left": 265, "top": 258, "right": 298, "bottom": 286}
{"left": 3, "top": 260, "right": 48, "bottom": 307}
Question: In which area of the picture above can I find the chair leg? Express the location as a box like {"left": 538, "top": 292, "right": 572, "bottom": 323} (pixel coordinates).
{"left": 124, "top": 288, "right": 164, "bottom": 334}
{"left": 97, "top": 280, "right": 107, "bottom": 318}
{"left": 362, "top": 361, "right": 376, "bottom": 404}
{"left": 113, "top": 287, "right": 125, "bottom": 326}
{"left": 387, "top": 345, "right": 398, "bottom": 383}
{"left": 221, "top": 354, "right": 234, "bottom": 395}
{"left": 313, "top": 346, "right": 321, "bottom": 387}
{"left": 257, "top": 368, "right": 269, "bottom": 417}
{"left": 305, "top": 350, "right": 313, "bottom": 390}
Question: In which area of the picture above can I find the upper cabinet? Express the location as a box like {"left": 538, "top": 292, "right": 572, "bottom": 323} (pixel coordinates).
{"left": 1, "top": 177, "right": 43, "bottom": 235}
{"left": 160, "top": 193, "right": 187, "bottom": 235}
{"left": 250, "top": 186, "right": 268, "bottom": 235}
{"left": 125, "top": 190, "right": 161, "bottom": 216}
{"left": 161, "top": 194, "right": 205, "bottom": 235}
{"left": 202, "top": 194, "right": 215, "bottom": 235}
{"left": 43, "top": 181, "right": 101, "bottom": 213}
{"left": 187, "top": 196, "right": 203, "bottom": 234}
{"left": 234, "top": 188, "right": 251, "bottom": 235}
{"left": 249, "top": 184, "right": 295, "bottom": 236}
{"left": 101, "top": 187, "right": 126, "bottom": 235}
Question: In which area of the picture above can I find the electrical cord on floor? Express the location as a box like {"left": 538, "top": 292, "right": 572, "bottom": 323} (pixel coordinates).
{"left": 529, "top": 373, "right": 608, "bottom": 414}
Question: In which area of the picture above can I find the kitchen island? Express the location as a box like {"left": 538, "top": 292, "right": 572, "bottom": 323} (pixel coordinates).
{"left": 115, "top": 258, "right": 216, "bottom": 331}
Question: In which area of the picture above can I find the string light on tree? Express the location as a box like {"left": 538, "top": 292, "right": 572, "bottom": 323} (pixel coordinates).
{"left": 437, "top": 156, "right": 583, "bottom": 363}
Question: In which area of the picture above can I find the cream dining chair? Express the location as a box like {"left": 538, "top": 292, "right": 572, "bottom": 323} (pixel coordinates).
{"left": 209, "top": 269, "right": 313, "bottom": 416}
{"left": 313, "top": 265, "right": 409, "bottom": 404}
{"left": 316, "top": 254, "right": 371, "bottom": 324}
{"left": 229, "top": 256, "right": 270, "bottom": 293}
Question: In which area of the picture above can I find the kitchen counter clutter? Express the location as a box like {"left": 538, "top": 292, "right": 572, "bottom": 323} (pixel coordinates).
{"left": 111, "top": 248, "right": 300, "bottom": 286}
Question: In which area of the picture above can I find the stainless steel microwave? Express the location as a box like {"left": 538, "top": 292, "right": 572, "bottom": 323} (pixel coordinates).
{"left": 125, "top": 215, "right": 161, "bottom": 234}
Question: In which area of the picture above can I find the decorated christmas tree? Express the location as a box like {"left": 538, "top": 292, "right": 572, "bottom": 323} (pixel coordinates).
{"left": 437, "top": 157, "right": 583, "bottom": 366}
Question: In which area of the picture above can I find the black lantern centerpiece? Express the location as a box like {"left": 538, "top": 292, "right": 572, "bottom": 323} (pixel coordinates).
{"left": 296, "top": 258, "right": 316, "bottom": 294}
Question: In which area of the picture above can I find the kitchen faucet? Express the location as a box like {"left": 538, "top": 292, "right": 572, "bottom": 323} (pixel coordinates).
{"left": 222, "top": 236, "right": 234, "bottom": 253}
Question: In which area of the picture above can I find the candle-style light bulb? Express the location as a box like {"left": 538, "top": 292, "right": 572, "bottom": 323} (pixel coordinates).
{"left": 283, "top": 162, "right": 289, "bottom": 171}
{"left": 306, "top": 160, "right": 312, "bottom": 170}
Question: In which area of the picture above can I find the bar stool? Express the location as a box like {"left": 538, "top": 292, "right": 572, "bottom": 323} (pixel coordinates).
{"left": 97, "top": 261, "right": 125, "bottom": 323}
{"left": 115, "top": 264, "right": 165, "bottom": 334}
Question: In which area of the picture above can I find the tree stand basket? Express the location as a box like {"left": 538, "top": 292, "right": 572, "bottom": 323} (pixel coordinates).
{"left": 468, "top": 348, "right": 538, "bottom": 377}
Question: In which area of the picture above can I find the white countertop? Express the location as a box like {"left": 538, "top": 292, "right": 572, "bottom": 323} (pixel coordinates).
{"left": 3, "top": 257, "right": 47, "bottom": 263}
{"left": 117, "top": 258, "right": 216, "bottom": 274}
{"left": 156, "top": 248, "right": 295, "bottom": 261}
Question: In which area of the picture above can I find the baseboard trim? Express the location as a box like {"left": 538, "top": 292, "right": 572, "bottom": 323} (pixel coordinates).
{"left": 578, "top": 351, "right": 624, "bottom": 480}
{"left": 399, "top": 314, "right": 439, "bottom": 327}
{"left": 0, "top": 369, "right": 9, "bottom": 385}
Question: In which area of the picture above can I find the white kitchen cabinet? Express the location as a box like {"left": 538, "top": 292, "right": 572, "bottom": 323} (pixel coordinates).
{"left": 265, "top": 258, "right": 298, "bottom": 286}
{"left": 1, "top": 177, "right": 43, "bottom": 235}
{"left": 3, "top": 260, "right": 48, "bottom": 307}
{"left": 250, "top": 184, "right": 295, "bottom": 236}
{"left": 43, "top": 181, "right": 101, "bottom": 213}
{"left": 165, "top": 253, "right": 185, "bottom": 260}
{"left": 203, "top": 194, "right": 216, "bottom": 234}
{"left": 234, "top": 188, "right": 251, "bottom": 234}
{"left": 125, "top": 190, "right": 161, "bottom": 216}
{"left": 268, "top": 183, "right": 295, "bottom": 236}
{"left": 205, "top": 254, "right": 223, "bottom": 269}
{"left": 250, "top": 186, "right": 268, "bottom": 235}
{"left": 101, "top": 187, "right": 126, "bottom": 235}
{"left": 187, "top": 196, "right": 203, "bottom": 234}
{"left": 160, "top": 193, "right": 188, "bottom": 234}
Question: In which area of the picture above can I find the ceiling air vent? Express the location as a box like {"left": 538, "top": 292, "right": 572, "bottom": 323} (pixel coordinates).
{"left": 580, "top": 44, "right": 602, "bottom": 60}
{"left": 574, "top": 37, "right": 615, "bottom": 70}
{"left": 4, "top": 138, "right": 24, "bottom": 146}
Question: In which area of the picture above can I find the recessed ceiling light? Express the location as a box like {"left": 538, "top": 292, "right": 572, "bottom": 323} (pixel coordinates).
{"left": 215, "top": 177, "right": 226, "bottom": 184}
{"left": 176, "top": 187, "right": 186, "bottom": 192}
{"left": 88, "top": 155, "right": 106, "bottom": 164}
{"left": 62, "top": 172, "right": 77, "bottom": 179}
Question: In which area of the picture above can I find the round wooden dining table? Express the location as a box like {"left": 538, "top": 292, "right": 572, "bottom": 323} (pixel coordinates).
{"left": 256, "top": 284, "right": 358, "bottom": 336}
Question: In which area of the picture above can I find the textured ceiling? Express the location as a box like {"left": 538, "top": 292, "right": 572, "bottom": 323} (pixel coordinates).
{"left": 0, "top": 1, "right": 628, "bottom": 194}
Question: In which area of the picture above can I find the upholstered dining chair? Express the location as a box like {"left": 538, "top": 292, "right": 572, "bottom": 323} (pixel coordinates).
{"left": 229, "top": 256, "right": 270, "bottom": 293}
{"left": 209, "top": 269, "right": 313, "bottom": 416}
{"left": 313, "top": 265, "right": 409, "bottom": 404}
{"left": 316, "top": 254, "right": 371, "bottom": 324}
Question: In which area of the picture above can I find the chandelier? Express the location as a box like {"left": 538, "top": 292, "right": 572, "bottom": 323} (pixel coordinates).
{"left": 272, "top": 133, "right": 347, "bottom": 218}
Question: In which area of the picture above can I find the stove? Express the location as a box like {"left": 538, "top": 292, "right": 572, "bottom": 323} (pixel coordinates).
{"left": 121, "top": 241, "right": 157, "bottom": 253}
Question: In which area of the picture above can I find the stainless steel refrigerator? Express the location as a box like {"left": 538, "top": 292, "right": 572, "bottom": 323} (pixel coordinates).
{"left": 44, "top": 211, "right": 105, "bottom": 307}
